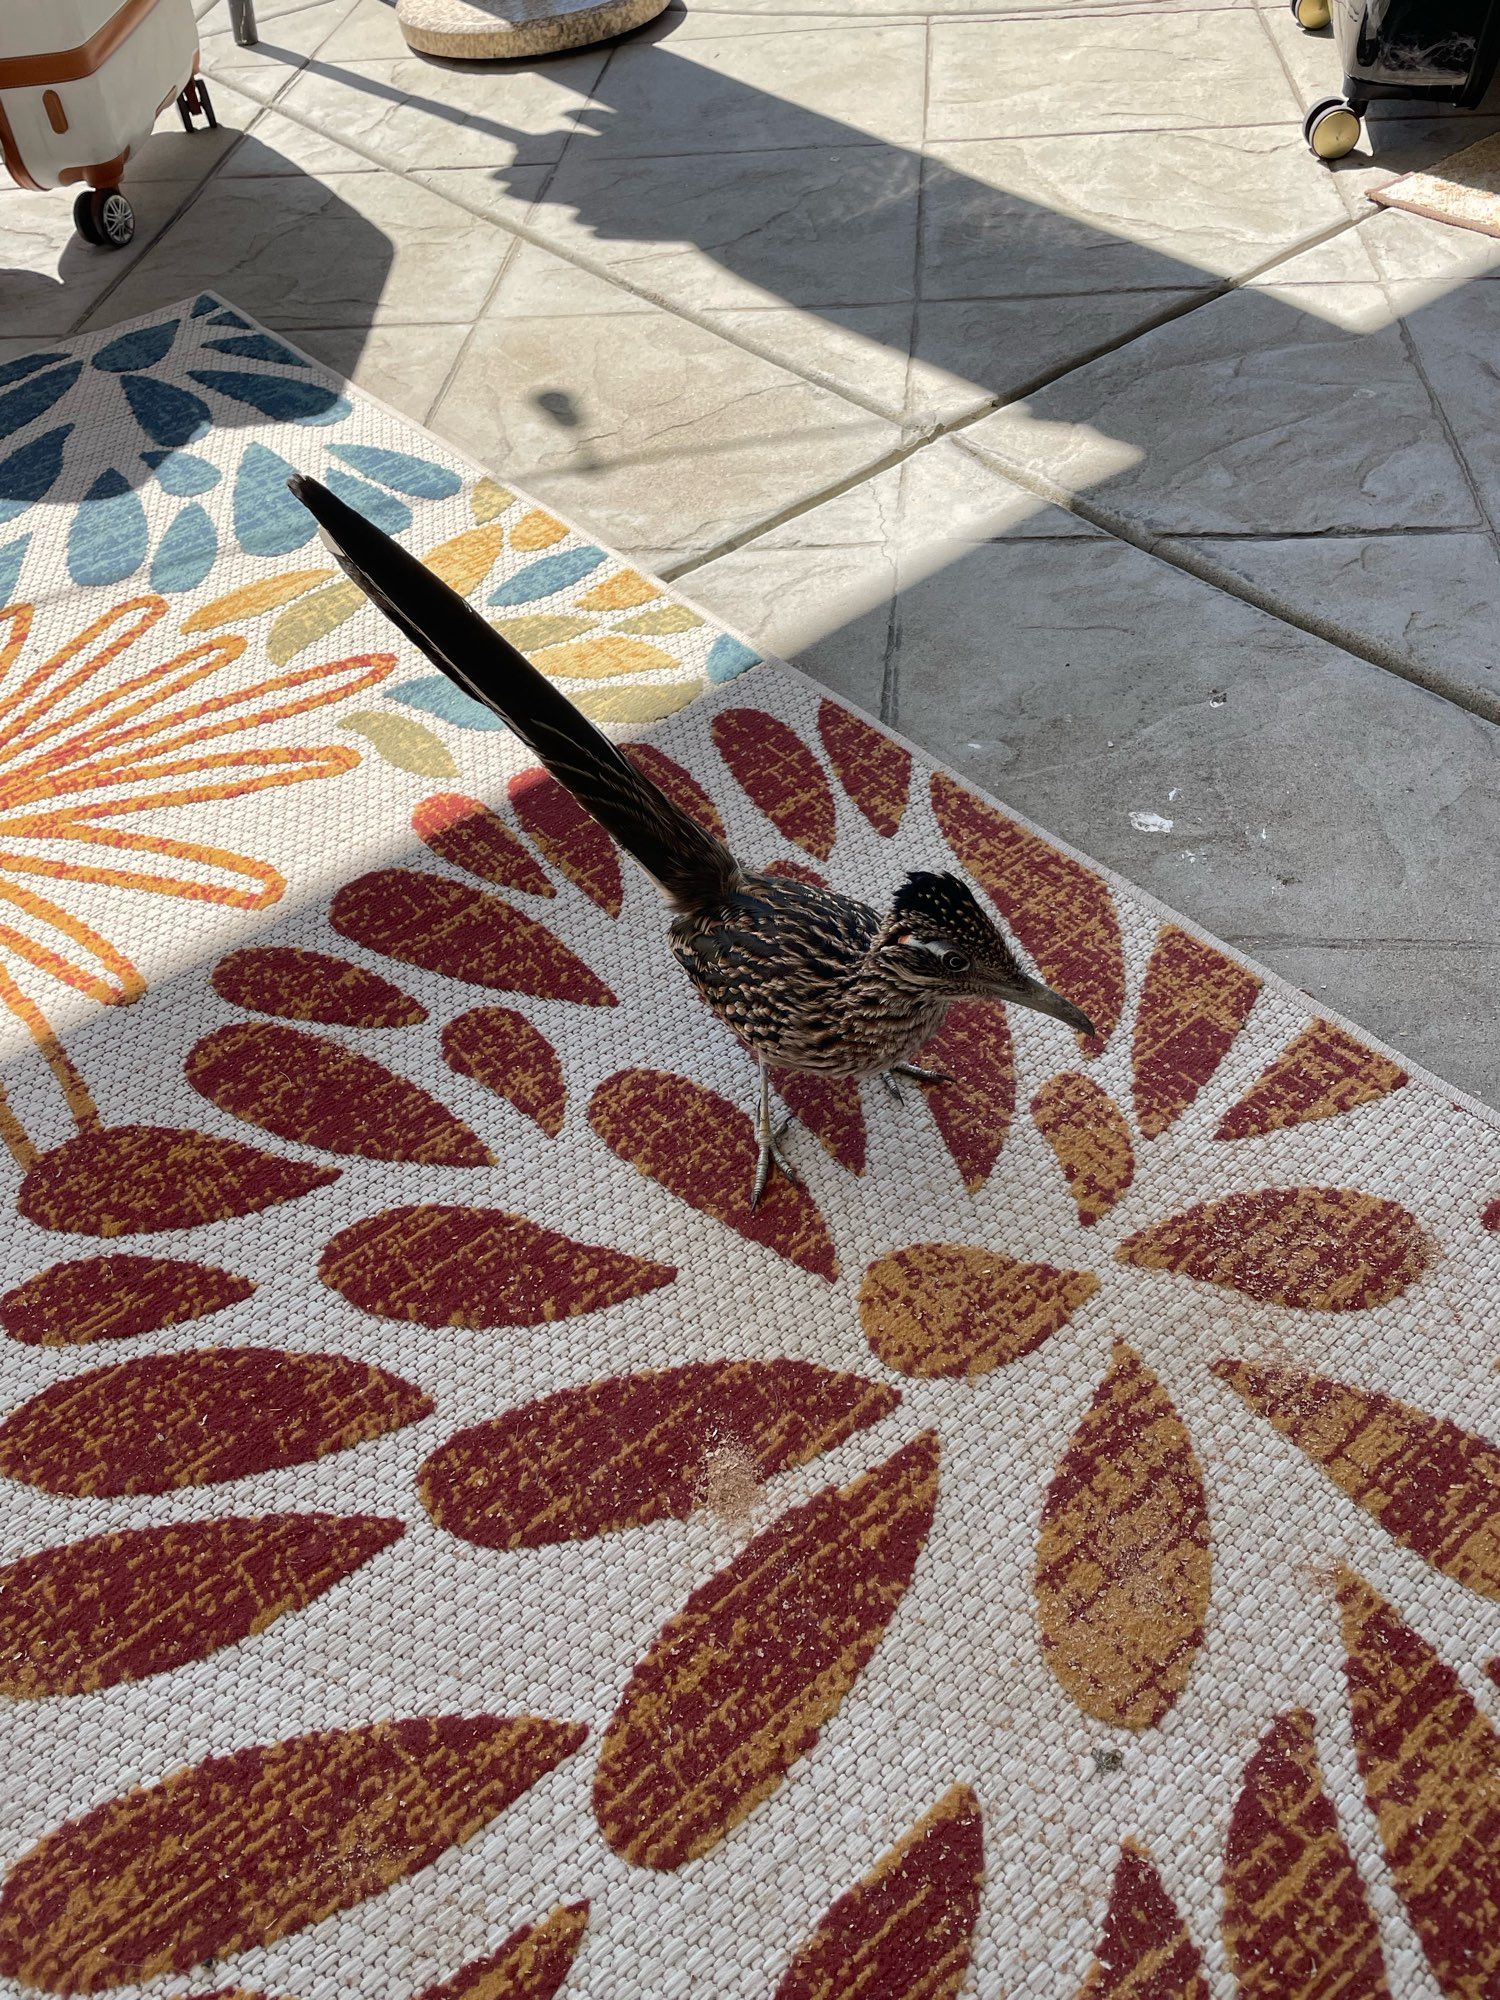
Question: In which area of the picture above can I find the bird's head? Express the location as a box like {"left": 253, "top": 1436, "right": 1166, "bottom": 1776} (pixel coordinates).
{"left": 880, "top": 870, "right": 1096, "bottom": 1036}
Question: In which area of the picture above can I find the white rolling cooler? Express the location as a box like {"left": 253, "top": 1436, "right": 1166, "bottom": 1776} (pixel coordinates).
{"left": 0, "top": 0, "right": 220, "bottom": 249}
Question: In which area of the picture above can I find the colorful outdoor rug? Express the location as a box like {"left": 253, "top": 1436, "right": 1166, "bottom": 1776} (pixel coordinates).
{"left": 0, "top": 299, "right": 1495, "bottom": 2000}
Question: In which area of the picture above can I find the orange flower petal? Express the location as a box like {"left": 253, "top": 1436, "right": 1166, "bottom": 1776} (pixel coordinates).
{"left": 1077, "top": 1843, "right": 1208, "bottom": 1999}
{"left": 1, "top": 1254, "right": 252, "bottom": 1346}
{"left": 0, "top": 1513, "right": 403, "bottom": 1698}
{"left": 1216, "top": 1020, "right": 1408, "bottom": 1141}
{"left": 589, "top": 1068, "right": 838, "bottom": 1280}
{"left": 711, "top": 708, "right": 836, "bottom": 859}
{"left": 1222, "top": 1708, "right": 1391, "bottom": 2000}
{"left": 1131, "top": 925, "right": 1260, "bottom": 1138}
{"left": 511, "top": 509, "right": 568, "bottom": 550}
{"left": 17, "top": 1125, "right": 338, "bottom": 1237}
{"left": 179, "top": 570, "right": 330, "bottom": 633}
{"left": 1116, "top": 1188, "right": 1431, "bottom": 1312}
{"left": 331, "top": 869, "right": 616, "bottom": 1007}
{"left": 319, "top": 1204, "right": 674, "bottom": 1329}
{"left": 414, "top": 1905, "right": 590, "bottom": 2000}
{"left": 442, "top": 1005, "right": 566, "bottom": 1138}
{"left": 1030, "top": 1072, "right": 1134, "bottom": 1226}
{"left": 1337, "top": 1569, "right": 1500, "bottom": 2000}
{"left": 859, "top": 1243, "right": 1098, "bottom": 1379}
{"left": 773, "top": 1786, "right": 984, "bottom": 2000}
{"left": 594, "top": 1432, "right": 939, "bottom": 1869}
{"left": 186, "top": 1022, "right": 492, "bottom": 1166}
{"left": 419, "top": 1360, "right": 898, "bottom": 1550}
{"left": 412, "top": 794, "right": 554, "bottom": 897}
{"left": 0, "top": 1348, "right": 431, "bottom": 1497}
{"left": 212, "top": 946, "right": 426, "bottom": 1027}
{"left": 914, "top": 999, "right": 1015, "bottom": 1192}
{"left": 816, "top": 699, "right": 911, "bottom": 838}
{"left": 1214, "top": 1360, "right": 1500, "bottom": 1601}
{"left": 1036, "top": 1342, "right": 1210, "bottom": 1730}
{"left": 930, "top": 774, "right": 1124, "bottom": 1053}
{"left": 0, "top": 1716, "right": 587, "bottom": 1991}
{"left": 508, "top": 769, "right": 622, "bottom": 916}
{"left": 422, "top": 522, "right": 506, "bottom": 597}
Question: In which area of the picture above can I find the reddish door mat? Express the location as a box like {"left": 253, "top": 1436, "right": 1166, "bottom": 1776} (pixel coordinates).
{"left": 0, "top": 299, "right": 1494, "bottom": 2000}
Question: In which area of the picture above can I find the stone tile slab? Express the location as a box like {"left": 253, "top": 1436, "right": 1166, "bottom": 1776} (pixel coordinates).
{"left": 290, "top": 320, "right": 475, "bottom": 421}
{"left": 1, "top": 179, "right": 205, "bottom": 337}
{"left": 197, "top": 0, "right": 363, "bottom": 74}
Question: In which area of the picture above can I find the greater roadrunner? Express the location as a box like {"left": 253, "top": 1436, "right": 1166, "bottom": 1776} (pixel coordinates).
{"left": 291, "top": 476, "right": 1095, "bottom": 1204}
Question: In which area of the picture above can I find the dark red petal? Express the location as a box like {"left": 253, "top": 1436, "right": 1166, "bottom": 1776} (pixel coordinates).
{"left": 509, "top": 768, "right": 622, "bottom": 916}
{"left": 624, "top": 743, "right": 727, "bottom": 840}
{"left": 914, "top": 1000, "right": 1014, "bottom": 1192}
{"left": 1, "top": 1255, "right": 252, "bottom": 1346}
{"left": 210, "top": 947, "right": 426, "bottom": 1027}
{"left": 772, "top": 1068, "right": 865, "bottom": 1175}
{"left": 330, "top": 869, "right": 616, "bottom": 1006}
{"left": 1078, "top": 1843, "right": 1209, "bottom": 1998}
{"left": 319, "top": 1204, "right": 674, "bottom": 1328}
{"left": 186, "top": 1022, "right": 492, "bottom": 1165}
{"left": 441, "top": 1006, "right": 566, "bottom": 1138}
{"left": 1216, "top": 1019, "right": 1409, "bottom": 1141}
{"left": 17, "top": 1126, "right": 337, "bottom": 1238}
{"left": 412, "top": 792, "right": 554, "bottom": 896}
{"left": 413, "top": 1905, "right": 589, "bottom": 2000}
{"left": 711, "top": 707, "right": 836, "bottom": 859}
{"left": 419, "top": 1359, "right": 899, "bottom": 1549}
{"left": 816, "top": 699, "right": 911, "bottom": 838}
{"left": 1131, "top": 925, "right": 1260, "bottom": 1138}
{"left": 0, "top": 1348, "right": 432, "bottom": 1497}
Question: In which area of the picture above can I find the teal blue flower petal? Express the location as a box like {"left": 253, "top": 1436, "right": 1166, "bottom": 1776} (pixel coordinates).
{"left": 207, "top": 309, "right": 249, "bottom": 328}
{"left": 325, "top": 467, "right": 411, "bottom": 535}
{"left": 706, "top": 634, "right": 760, "bottom": 682}
{"left": 191, "top": 294, "right": 221, "bottom": 317}
{"left": 188, "top": 368, "right": 350, "bottom": 426}
{"left": 0, "top": 352, "right": 66, "bottom": 391}
{"left": 149, "top": 502, "right": 218, "bottom": 593}
{"left": 0, "top": 426, "right": 71, "bottom": 525}
{"left": 0, "top": 534, "right": 30, "bottom": 606}
{"left": 142, "top": 448, "right": 220, "bottom": 496}
{"left": 489, "top": 547, "right": 605, "bottom": 607}
{"left": 68, "top": 470, "right": 148, "bottom": 587}
{"left": 92, "top": 320, "right": 178, "bottom": 373}
{"left": 203, "top": 333, "right": 309, "bottom": 367}
{"left": 0, "top": 362, "right": 82, "bottom": 441}
{"left": 122, "top": 373, "right": 212, "bottom": 449}
{"left": 327, "top": 444, "right": 461, "bottom": 501}
{"left": 233, "top": 442, "right": 316, "bottom": 557}
{"left": 388, "top": 675, "right": 507, "bottom": 731}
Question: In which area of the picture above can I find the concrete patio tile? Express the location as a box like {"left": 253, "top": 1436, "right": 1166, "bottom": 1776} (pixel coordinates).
{"left": 267, "top": 50, "right": 609, "bottom": 167}
{"left": 927, "top": 10, "right": 1298, "bottom": 139}
{"left": 428, "top": 248, "right": 904, "bottom": 561}
{"left": 120, "top": 80, "right": 268, "bottom": 180}
{"left": 216, "top": 102, "right": 384, "bottom": 176}
{"left": 1325, "top": 116, "right": 1500, "bottom": 217}
{"left": 920, "top": 126, "right": 1349, "bottom": 299}
{"left": 696, "top": 305, "right": 918, "bottom": 422}
{"left": 1160, "top": 532, "right": 1500, "bottom": 713}
{"left": 1358, "top": 199, "right": 1500, "bottom": 285}
{"left": 572, "top": 23, "right": 928, "bottom": 155}
{"left": 962, "top": 263, "right": 1481, "bottom": 535}
{"left": 1394, "top": 277, "right": 1500, "bottom": 533}
{"left": 197, "top": 0, "right": 363, "bottom": 75}
{"left": 691, "top": 442, "right": 1500, "bottom": 1103}
{"left": 1, "top": 179, "right": 206, "bottom": 338}
{"left": 318, "top": 0, "right": 415, "bottom": 58}
{"left": 88, "top": 165, "right": 519, "bottom": 328}
{"left": 289, "top": 321, "right": 475, "bottom": 422}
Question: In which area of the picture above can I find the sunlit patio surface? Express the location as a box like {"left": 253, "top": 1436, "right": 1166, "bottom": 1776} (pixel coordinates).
{"left": 5, "top": 0, "right": 1498, "bottom": 1101}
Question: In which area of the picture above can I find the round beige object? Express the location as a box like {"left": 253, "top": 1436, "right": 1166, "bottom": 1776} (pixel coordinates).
{"left": 397, "top": 0, "right": 669, "bottom": 59}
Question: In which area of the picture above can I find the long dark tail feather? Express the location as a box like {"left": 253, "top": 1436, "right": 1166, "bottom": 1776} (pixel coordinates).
{"left": 288, "top": 474, "right": 740, "bottom": 911}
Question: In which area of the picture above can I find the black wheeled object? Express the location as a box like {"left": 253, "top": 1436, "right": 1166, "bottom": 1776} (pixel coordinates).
{"left": 176, "top": 77, "right": 218, "bottom": 130}
{"left": 1299, "top": 0, "right": 1500, "bottom": 160}
{"left": 72, "top": 187, "right": 136, "bottom": 248}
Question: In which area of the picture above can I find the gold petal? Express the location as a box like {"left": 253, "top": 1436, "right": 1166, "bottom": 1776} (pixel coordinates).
{"left": 338, "top": 711, "right": 458, "bottom": 777}
{"left": 266, "top": 580, "right": 367, "bottom": 667}
{"left": 179, "top": 570, "right": 331, "bottom": 633}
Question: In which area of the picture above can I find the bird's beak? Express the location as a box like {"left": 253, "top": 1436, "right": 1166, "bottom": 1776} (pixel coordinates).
{"left": 991, "top": 972, "right": 1097, "bottom": 1039}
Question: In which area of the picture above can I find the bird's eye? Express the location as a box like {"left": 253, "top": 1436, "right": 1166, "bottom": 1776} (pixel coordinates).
{"left": 943, "top": 951, "right": 970, "bottom": 974}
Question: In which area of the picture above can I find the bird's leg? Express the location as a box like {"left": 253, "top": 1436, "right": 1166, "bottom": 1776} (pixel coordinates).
{"left": 881, "top": 1071, "right": 906, "bottom": 1105}
{"left": 751, "top": 1059, "right": 799, "bottom": 1209}
{"left": 890, "top": 1062, "right": 954, "bottom": 1088}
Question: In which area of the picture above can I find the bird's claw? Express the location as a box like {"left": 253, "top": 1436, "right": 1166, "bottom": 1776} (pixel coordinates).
{"left": 750, "top": 1115, "right": 798, "bottom": 1208}
{"left": 881, "top": 1072, "right": 906, "bottom": 1105}
{"left": 882, "top": 1063, "right": 953, "bottom": 1107}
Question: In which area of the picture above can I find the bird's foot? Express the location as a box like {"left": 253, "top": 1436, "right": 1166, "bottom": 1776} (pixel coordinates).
{"left": 750, "top": 1113, "right": 799, "bottom": 1209}
{"left": 892, "top": 1062, "right": 953, "bottom": 1088}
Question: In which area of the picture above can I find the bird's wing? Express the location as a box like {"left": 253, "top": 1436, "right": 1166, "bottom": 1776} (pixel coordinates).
{"left": 289, "top": 474, "right": 740, "bottom": 912}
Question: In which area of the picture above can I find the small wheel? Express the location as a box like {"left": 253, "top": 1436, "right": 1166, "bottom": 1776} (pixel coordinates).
{"left": 88, "top": 188, "right": 136, "bottom": 248}
{"left": 177, "top": 78, "right": 217, "bottom": 130}
{"left": 1289, "top": 0, "right": 1331, "bottom": 28}
{"left": 1304, "top": 95, "right": 1362, "bottom": 161}
{"left": 72, "top": 188, "right": 103, "bottom": 244}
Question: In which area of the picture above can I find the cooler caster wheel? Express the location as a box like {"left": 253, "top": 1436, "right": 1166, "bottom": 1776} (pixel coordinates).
{"left": 1289, "top": 0, "right": 1331, "bottom": 28}
{"left": 177, "top": 77, "right": 217, "bottom": 130}
{"left": 1304, "top": 96, "right": 1362, "bottom": 161}
{"left": 74, "top": 187, "right": 135, "bottom": 247}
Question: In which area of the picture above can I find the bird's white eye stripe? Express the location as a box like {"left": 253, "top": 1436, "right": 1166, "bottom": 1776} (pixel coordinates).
{"left": 906, "top": 938, "right": 949, "bottom": 960}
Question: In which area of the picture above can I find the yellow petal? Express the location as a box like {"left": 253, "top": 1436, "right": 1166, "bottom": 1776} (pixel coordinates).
{"left": 339, "top": 710, "right": 458, "bottom": 777}
{"left": 617, "top": 603, "right": 705, "bottom": 636}
{"left": 578, "top": 570, "right": 660, "bottom": 612}
{"left": 495, "top": 613, "right": 595, "bottom": 651}
{"left": 573, "top": 678, "right": 704, "bottom": 724}
{"left": 469, "top": 478, "right": 513, "bottom": 524}
{"left": 180, "top": 570, "right": 331, "bottom": 634}
{"left": 510, "top": 510, "right": 569, "bottom": 551}
{"left": 267, "top": 579, "right": 368, "bottom": 667}
{"left": 423, "top": 523, "right": 505, "bottom": 597}
{"left": 532, "top": 635, "right": 677, "bottom": 682}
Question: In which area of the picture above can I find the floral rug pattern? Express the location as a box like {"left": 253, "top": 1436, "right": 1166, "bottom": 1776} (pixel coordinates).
{"left": 0, "top": 301, "right": 1495, "bottom": 2000}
